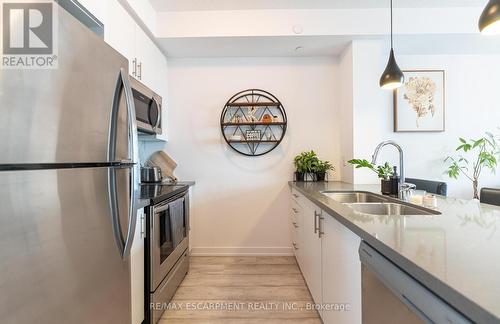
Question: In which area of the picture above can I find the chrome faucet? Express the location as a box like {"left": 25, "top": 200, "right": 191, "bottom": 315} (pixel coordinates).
{"left": 371, "top": 140, "right": 414, "bottom": 200}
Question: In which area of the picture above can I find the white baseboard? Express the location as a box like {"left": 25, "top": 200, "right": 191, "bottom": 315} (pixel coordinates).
{"left": 190, "top": 246, "right": 294, "bottom": 256}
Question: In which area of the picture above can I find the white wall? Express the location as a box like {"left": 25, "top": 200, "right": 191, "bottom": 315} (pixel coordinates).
{"left": 164, "top": 57, "right": 340, "bottom": 255}
{"left": 345, "top": 40, "right": 500, "bottom": 199}
{"left": 338, "top": 44, "right": 354, "bottom": 183}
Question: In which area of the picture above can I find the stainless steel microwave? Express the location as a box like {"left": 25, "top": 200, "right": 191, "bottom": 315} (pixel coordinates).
{"left": 131, "top": 78, "right": 162, "bottom": 135}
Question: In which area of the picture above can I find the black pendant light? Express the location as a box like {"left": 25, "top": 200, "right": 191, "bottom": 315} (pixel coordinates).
{"left": 479, "top": 0, "right": 500, "bottom": 35}
{"left": 380, "top": 0, "right": 404, "bottom": 90}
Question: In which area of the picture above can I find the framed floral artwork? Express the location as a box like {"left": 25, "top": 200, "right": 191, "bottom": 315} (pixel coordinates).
{"left": 394, "top": 70, "right": 445, "bottom": 132}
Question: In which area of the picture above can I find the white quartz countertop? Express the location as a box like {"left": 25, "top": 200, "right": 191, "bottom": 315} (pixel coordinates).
{"left": 289, "top": 181, "right": 500, "bottom": 324}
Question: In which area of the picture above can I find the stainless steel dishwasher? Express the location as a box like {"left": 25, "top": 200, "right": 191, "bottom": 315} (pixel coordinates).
{"left": 359, "top": 242, "right": 472, "bottom": 324}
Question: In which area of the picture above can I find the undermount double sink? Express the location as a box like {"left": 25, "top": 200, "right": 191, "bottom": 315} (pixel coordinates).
{"left": 321, "top": 191, "right": 441, "bottom": 216}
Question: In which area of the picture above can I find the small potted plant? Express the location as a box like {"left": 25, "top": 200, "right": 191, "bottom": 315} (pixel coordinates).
{"left": 293, "top": 151, "right": 320, "bottom": 181}
{"left": 315, "top": 160, "right": 334, "bottom": 181}
{"left": 348, "top": 159, "right": 394, "bottom": 195}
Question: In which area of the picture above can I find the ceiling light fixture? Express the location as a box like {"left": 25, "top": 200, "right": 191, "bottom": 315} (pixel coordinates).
{"left": 479, "top": 0, "right": 500, "bottom": 35}
{"left": 379, "top": 0, "right": 404, "bottom": 90}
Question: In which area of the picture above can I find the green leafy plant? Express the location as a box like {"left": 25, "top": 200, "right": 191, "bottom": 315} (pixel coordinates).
{"left": 445, "top": 132, "right": 500, "bottom": 199}
{"left": 348, "top": 159, "right": 394, "bottom": 180}
{"left": 294, "top": 151, "right": 320, "bottom": 173}
{"left": 316, "top": 160, "right": 335, "bottom": 173}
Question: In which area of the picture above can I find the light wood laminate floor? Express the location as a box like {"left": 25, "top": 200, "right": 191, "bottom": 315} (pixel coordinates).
{"left": 159, "top": 256, "right": 321, "bottom": 324}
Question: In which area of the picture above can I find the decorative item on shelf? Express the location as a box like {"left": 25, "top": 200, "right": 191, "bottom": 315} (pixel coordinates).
{"left": 246, "top": 130, "right": 261, "bottom": 141}
{"left": 444, "top": 131, "right": 500, "bottom": 199}
{"left": 228, "top": 134, "right": 243, "bottom": 141}
{"left": 232, "top": 114, "right": 243, "bottom": 124}
{"left": 394, "top": 70, "right": 445, "bottom": 132}
{"left": 348, "top": 159, "right": 394, "bottom": 195}
{"left": 293, "top": 151, "right": 335, "bottom": 182}
{"left": 220, "top": 89, "right": 287, "bottom": 156}
{"left": 261, "top": 113, "right": 273, "bottom": 123}
{"left": 248, "top": 107, "right": 259, "bottom": 123}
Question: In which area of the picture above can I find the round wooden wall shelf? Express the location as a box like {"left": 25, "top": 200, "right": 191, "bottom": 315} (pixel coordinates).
{"left": 220, "top": 89, "right": 288, "bottom": 156}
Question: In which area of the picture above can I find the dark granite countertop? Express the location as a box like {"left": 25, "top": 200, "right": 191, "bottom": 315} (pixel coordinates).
{"left": 289, "top": 181, "right": 500, "bottom": 324}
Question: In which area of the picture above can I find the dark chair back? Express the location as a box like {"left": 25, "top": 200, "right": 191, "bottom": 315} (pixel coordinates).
{"left": 480, "top": 188, "right": 500, "bottom": 206}
{"left": 405, "top": 178, "right": 447, "bottom": 196}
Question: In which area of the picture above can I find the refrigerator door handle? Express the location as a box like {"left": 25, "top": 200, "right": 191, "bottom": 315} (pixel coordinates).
{"left": 107, "top": 70, "right": 125, "bottom": 256}
{"left": 120, "top": 68, "right": 139, "bottom": 259}
{"left": 107, "top": 167, "right": 125, "bottom": 256}
{"left": 107, "top": 68, "right": 139, "bottom": 259}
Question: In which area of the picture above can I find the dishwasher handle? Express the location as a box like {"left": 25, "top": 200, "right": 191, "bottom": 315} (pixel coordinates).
{"left": 359, "top": 242, "right": 472, "bottom": 324}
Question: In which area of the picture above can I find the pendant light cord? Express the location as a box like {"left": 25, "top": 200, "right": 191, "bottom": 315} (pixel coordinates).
{"left": 390, "top": 0, "right": 393, "bottom": 49}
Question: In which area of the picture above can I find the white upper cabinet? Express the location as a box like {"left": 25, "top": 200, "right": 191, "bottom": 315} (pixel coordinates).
{"left": 104, "top": 0, "right": 137, "bottom": 75}
{"left": 124, "top": 0, "right": 158, "bottom": 33}
{"left": 100, "top": 0, "right": 168, "bottom": 141}
{"left": 77, "top": 0, "right": 106, "bottom": 23}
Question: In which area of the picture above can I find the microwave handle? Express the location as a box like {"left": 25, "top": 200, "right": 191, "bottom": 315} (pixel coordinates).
{"left": 153, "top": 96, "right": 161, "bottom": 130}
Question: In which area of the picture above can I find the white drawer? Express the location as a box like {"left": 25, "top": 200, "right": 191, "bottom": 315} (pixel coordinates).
{"left": 291, "top": 187, "right": 306, "bottom": 206}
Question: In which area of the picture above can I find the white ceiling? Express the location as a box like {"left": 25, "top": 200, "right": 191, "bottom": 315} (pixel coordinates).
{"left": 149, "top": 0, "right": 483, "bottom": 12}
{"left": 158, "top": 34, "right": 500, "bottom": 58}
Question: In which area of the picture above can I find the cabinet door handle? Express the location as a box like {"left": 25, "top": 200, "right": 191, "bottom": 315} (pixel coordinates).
{"left": 292, "top": 222, "right": 299, "bottom": 228}
{"left": 314, "top": 211, "right": 320, "bottom": 233}
{"left": 318, "top": 215, "right": 325, "bottom": 238}
{"left": 292, "top": 193, "right": 299, "bottom": 198}
{"left": 292, "top": 208, "right": 298, "bottom": 214}
{"left": 138, "top": 62, "right": 143, "bottom": 80}
{"left": 292, "top": 242, "right": 299, "bottom": 250}
{"left": 132, "top": 58, "right": 137, "bottom": 77}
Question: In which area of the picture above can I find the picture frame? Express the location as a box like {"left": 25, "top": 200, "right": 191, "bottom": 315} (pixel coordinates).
{"left": 245, "top": 130, "right": 261, "bottom": 141}
{"left": 394, "top": 70, "right": 445, "bottom": 132}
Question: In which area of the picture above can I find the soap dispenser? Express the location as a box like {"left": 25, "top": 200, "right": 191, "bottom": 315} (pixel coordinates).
{"left": 391, "top": 166, "right": 400, "bottom": 197}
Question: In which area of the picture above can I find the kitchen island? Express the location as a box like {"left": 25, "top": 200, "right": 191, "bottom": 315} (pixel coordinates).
{"left": 289, "top": 181, "right": 500, "bottom": 324}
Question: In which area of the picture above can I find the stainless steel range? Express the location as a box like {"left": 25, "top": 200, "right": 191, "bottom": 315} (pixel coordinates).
{"left": 142, "top": 184, "right": 190, "bottom": 324}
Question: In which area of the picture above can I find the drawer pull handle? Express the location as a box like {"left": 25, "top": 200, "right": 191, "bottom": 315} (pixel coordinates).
{"left": 292, "top": 208, "right": 298, "bottom": 213}
{"left": 293, "top": 194, "right": 299, "bottom": 198}
{"left": 292, "top": 242, "right": 299, "bottom": 250}
{"left": 314, "top": 211, "right": 321, "bottom": 233}
{"left": 292, "top": 222, "right": 299, "bottom": 228}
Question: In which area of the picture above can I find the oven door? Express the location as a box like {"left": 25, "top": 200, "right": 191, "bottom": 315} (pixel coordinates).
{"left": 150, "top": 193, "right": 188, "bottom": 291}
{"left": 133, "top": 88, "right": 161, "bottom": 135}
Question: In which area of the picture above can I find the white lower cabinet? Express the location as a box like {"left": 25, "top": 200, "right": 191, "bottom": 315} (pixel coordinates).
{"left": 131, "top": 208, "right": 145, "bottom": 324}
{"left": 300, "top": 198, "right": 323, "bottom": 314}
{"left": 290, "top": 192, "right": 362, "bottom": 324}
{"left": 321, "top": 210, "right": 362, "bottom": 324}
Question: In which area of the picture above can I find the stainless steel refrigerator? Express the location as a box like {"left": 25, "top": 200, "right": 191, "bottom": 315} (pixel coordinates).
{"left": 0, "top": 4, "right": 139, "bottom": 324}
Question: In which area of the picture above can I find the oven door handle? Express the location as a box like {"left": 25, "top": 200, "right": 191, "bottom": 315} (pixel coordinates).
{"left": 155, "top": 203, "right": 169, "bottom": 213}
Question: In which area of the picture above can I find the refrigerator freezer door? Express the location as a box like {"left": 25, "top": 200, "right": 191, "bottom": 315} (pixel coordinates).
{"left": 0, "top": 167, "right": 132, "bottom": 324}
{"left": 0, "top": 5, "right": 130, "bottom": 165}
